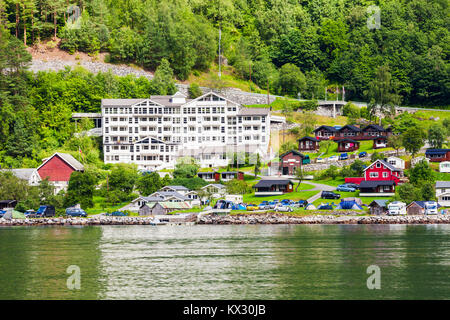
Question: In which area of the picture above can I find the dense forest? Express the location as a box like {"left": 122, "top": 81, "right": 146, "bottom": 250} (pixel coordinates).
{"left": 0, "top": 0, "right": 448, "bottom": 105}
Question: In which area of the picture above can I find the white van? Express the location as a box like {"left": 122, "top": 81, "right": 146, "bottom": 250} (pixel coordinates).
{"left": 388, "top": 201, "right": 407, "bottom": 215}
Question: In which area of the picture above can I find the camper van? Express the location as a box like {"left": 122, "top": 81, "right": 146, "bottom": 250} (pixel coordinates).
{"left": 424, "top": 201, "right": 438, "bottom": 215}
{"left": 388, "top": 201, "right": 406, "bottom": 216}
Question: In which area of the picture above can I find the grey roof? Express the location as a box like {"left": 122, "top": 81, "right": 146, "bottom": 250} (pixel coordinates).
{"left": 150, "top": 191, "right": 188, "bottom": 200}
{"left": 141, "top": 196, "right": 165, "bottom": 202}
{"left": 150, "top": 96, "right": 192, "bottom": 107}
{"left": 436, "top": 181, "right": 450, "bottom": 188}
{"left": 369, "top": 200, "right": 388, "bottom": 208}
{"left": 0, "top": 169, "right": 37, "bottom": 181}
{"left": 298, "top": 136, "right": 320, "bottom": 142}
{"left": 280, "top": 150, "right": 306, "bottom": 159}
{"left": 102, "top": 99, "right": 146, "bottom": 107}
{"left": 360, "top": 180, "right": 396, "bottom": 188}
{"left": 238, "top": 107, "right": 270, "bottom": 116}
{"left": 314, "top": 125, "right": 337, "bottom": 132}
{"left": 338, "top": 125, "right": 361, "bottom": 132}
{"left": 202, "top": 184, "right": 226, "bottom": 189}
{"left": 253, "top": 179, "right": 293, "bottom": 188}
{"left": 362, "top": 124, "right": 385, "bottom": 132}
{"left": 426, "top": 149, "right": 450, "bottom": 155}
{"left": 38, "top": 153, "right": 84, "bottom": 171}
{"left": 364, "top": 159, "right": 402, "bottom": 172}
{"left": 163, "top": 185, "right": 189, "bottom": 191}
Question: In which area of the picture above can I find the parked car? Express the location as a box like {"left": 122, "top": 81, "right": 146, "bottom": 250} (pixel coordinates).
{"left": 328, "top": 155, "right": 339, "bottom": 162}
{"left": 292, "top": 200, "right": 308, "bottom": 208}
{"left": 274, "top": 204, "right": 293, "bottom": 212}
{"left": 339, "top": 153, "right": 348, "bottom": 160}
{"left": 267, "top": 201, "right": 277, "bottom": 209}
{"left": 0, "top": 210, "right": 5, "bottom": 218}
{"left": 246, "top": 204, "right": 259, "bottom": 211}
{"left": 258, "top": 203, "right": 270, "bottom": 210}
{"left": 321, "top": 191, "right": 341, "bottom": 199}
{"left": 359, "top": 151, "right": 367, "bottom": 158}
{"left": 281, "top": 199, "right": 295, "bottom": 206}
{"left": 36, "top": 205, "right": 55, "bottom": 218}
{"left": 342, "top": 183, "right": 360, "bottom": 190}
{"left": 106, "top": 211, "right": 127, "bottom": 216}
{"left": 65, "top": 207, "right": 87, "bottom": 217}
{"left": 316, "top": 157, "right": 325, "bottom": 163}
{"left": 336, "top": 185, "right": 356, "bottom": 192}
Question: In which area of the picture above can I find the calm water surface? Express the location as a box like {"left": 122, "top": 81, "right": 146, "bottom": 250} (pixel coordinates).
{"left": 0, "top": 224, "right": 449, "bottom": 299}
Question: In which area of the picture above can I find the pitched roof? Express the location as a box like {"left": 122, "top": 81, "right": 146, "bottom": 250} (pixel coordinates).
{"left": 143, "top": 201, "right": 191, "bottom": 209}
{"left": 335, "top": 138, "right": 359, "bottom": 144}
{"left": 101, "top": 99, "right": 146, "bottom": 107}
{"left": 407, "top": 201, "right": 441, "bottom": 209}
{"left": 338, "top": 125, "right": 361, "bottom": 132}
{"left": 436, "top": 181, "right": 450, "bottom": 188}
{"left": 298, "top": 136, "right": 320, "bottom": 142}
{"left": 37, "top": 153, "right": 84, "bottom": 171}
{"left": 360, "top": 180, "right": 396, "bottom": 188}
{"left": 426, "top": 149, "right": 450, "bottom": 155}
{"left": 369, "top": 200, "right": 388, "bottom": 208}
{"left": 253, "top": 179, "right": 293, "bottom": 188}
{"left": 202, "top": 183, "right": 226, "bottom": 190}
{"left": 314, "top": 125, "right": 337, "bottom": 132}
{"left": 162, "top": 185, "right": 189, "bottom": 191}
{"left": 364, "top": 159, "right": 402, "bottom": 172}
{"left": 238, "top": 107, "right": 270, "bottom": 116}
{"left": 150, "top": 191, "right": 188, "bottom": 200}
{"left": 362, "top": 124, "right": 385, "bottom": 132}
{"left": 0, "top": 169, "right": 39, "bottom": 181}
{"left": 280, "top": 150, "right": 306, "bottom": 159}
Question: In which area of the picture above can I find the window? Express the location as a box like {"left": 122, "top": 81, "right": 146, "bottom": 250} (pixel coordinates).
{"left": 376, "top": 162, "right": 381, "bottom": 168}
{"left": 383, "top": 172, "right": 389, "bottom": 178}
{"left": 369, "top": 172, "right": 379, "bottom": 178}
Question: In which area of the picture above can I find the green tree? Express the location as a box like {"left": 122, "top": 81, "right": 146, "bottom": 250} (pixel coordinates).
{"left": 388, "top": 134, "right": 403, "bottom": 156}
{"left": 108, "top": 164, "right": 139, "bottom": 199}
{"left": 428, "top": 124, "right": 445, "bottom": 149}
{"left": 226, "top": 179, "right": 251, "bottom": 195}
{"left": 64, "top": 171, "right": 97, "bottom": 209}
{"left": 395, "top": 183, "right": 417, "bottom": 204}
{"left": 409, "top": 159, "right": 435, "bottom": 186}
{"left": 173, "top": 157, "right": 199, "bottom": 179}
{"left": 149, "top": 58, "right": 177, "bottom": 95}
{"left": 402, "top": 127, "right": 426, "bottom": 157}
{"left": 420, "top": 183, "right": 436, "bottom": 201}
{"left": 276, "top": 63, "right": 306, "bottom": 97}
{"left": 294, "top": 166, "right": 304, "bottom": 192}
{"left": 365, "top": 65, "right": 402, "bottom": 119}
{"left": 136, "top": 172, "right": 162, "bottom": 196}
{"left": 188, "top": 83, "right": 202, "bottom": 99}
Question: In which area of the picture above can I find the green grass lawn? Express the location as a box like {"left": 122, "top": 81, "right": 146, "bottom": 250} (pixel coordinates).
{"left": 86, "top": 196, "right": 129, "bottom": 216}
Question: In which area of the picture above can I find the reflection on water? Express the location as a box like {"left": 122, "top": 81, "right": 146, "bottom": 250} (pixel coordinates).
{"left": 0, "top": 224, "right": 449, "bottom": 299}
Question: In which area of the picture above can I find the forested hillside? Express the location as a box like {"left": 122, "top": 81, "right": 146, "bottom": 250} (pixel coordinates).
{"left": 0, "top": 0, "right": 448, "bottom": 105}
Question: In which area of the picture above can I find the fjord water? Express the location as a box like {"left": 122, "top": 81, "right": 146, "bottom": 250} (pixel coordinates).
{"left": 0, "top": 224, "right": 449, "bottom": 300}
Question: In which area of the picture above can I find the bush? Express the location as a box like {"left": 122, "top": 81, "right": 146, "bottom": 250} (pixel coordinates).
{"left": 188, "top": 83, "right": 203, "bottom": 99}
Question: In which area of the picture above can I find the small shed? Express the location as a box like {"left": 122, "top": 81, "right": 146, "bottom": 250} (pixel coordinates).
{"left": 0, "top": 200, "right": 17, "bottom": 210}
{"left": 139, "top": 201, "right": 191, "bottom": 216}
{"left": 406, "top": 201, "right": 441, "bottom": 215}
{"left": 298, "top": 136, "right": 320, "bottom": 152}
{"left": 369, "top": 200, "right": 388, "bottom": 215}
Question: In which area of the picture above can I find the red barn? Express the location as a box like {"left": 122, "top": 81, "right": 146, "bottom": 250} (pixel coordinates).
{"left": 37, "top": 153, "right": 84, "bottom": 193}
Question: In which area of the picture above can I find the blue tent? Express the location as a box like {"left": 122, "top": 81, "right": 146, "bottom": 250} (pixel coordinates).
{"left": 336, "top": 200, "right": 363, "bottom": 210}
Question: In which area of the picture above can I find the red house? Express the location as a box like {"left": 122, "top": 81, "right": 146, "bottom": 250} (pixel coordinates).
{"left": 345, "top": 159, "right": 404, "bottom": 195}
{"left": 37, "top": 152, "right": 84, "bottom": 193}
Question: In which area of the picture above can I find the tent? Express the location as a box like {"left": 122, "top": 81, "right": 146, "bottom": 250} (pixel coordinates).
{"left": 12, "top": 210, "right": 26, "bottom": 219}
{"left": 317, "top": 203, "right": 334, "bottom": 210}
{"left": 305, "top": 204, "right": 317, "bottom": 210}
{"left": 336, "top": 200, "right": 364, "bottom": 210}
{"left": 342, "top": 197, "right": 363, "bottom": 206}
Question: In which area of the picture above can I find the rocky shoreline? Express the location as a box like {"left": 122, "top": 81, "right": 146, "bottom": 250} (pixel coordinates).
{"left": 198, "top": 213, "right": 450, "bottom": 225}
{"left": 1, "top": 213, "right": 450, "bottom": 226}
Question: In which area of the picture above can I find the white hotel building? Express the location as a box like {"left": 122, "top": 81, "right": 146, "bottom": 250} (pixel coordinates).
{"left": 102, "top": 91, "right": 271, "bottom": 170}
